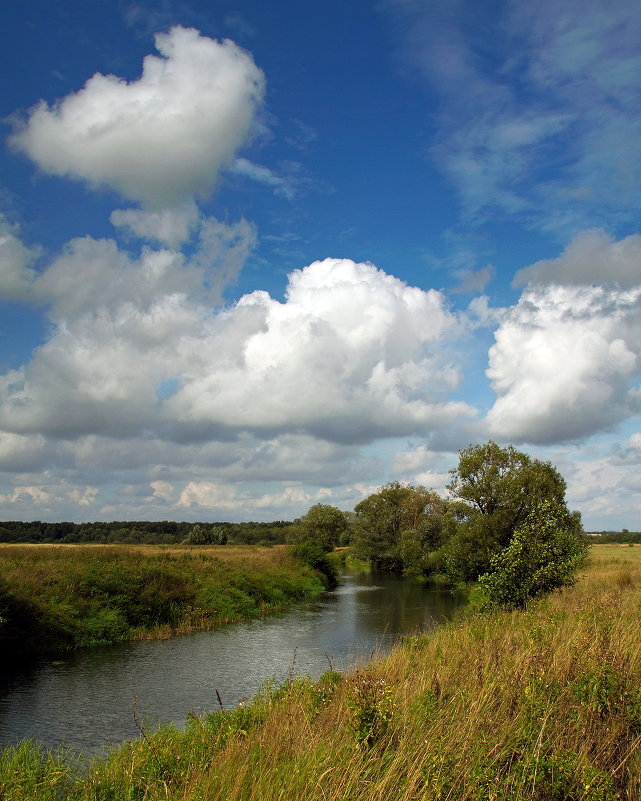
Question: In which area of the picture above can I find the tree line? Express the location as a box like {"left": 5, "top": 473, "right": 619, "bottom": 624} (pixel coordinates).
{"left": 292, "top": 441, "right": 587, "bottom": 607}
{"left": 0, "top": 519, "right": 296, "bottom": 546}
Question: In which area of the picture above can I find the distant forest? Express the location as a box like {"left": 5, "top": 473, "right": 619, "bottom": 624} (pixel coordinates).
{"left": 0, "top": 520, "right": 296, "bottom": 546}
{"left": 1, "top": 520, "right": 640, "bottom": 547}
{"left": 589, "top": 530, "right": 641, "bottom": 544}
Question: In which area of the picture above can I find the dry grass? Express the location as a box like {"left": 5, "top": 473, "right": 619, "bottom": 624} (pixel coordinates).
{"left": 174, "top": 545, "right": 641, "bottom": 800}
{"left": 3, "top": 544, "right": 641, "bottom": 800}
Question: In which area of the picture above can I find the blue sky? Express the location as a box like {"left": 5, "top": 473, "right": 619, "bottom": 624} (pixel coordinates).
{"left": 1, "top": 0, "right": 640, "bottom": 528}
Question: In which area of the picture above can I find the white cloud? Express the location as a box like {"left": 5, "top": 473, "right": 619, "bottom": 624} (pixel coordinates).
{"left": 176, "top": 481, "right": 241, "bottom": 510}
{"left": 150, "top": 480, "right": 176, "bottom": 502}
{"left": 230, "top": 157, "right": 296, "bottom": 199}
{"left": 67, "top": 486, "right": 99, "bottom": 507}
{"left": 110, "top": 201, "right": 200, "bottom": 248}
{"left": 393, "top": 444, "right": 440, "bottom": 474}
{"left": 10, "top": 27, "right": 265, "bottom": 208}
{"left": 513, "top": 229, "right": 641, "bottom": 287}
{"left": 163, "top": 258, "right": 474, "bottom": 443}
{"left": 0, "top": 231, "right": 474, "bottom": 457}
{"left": 192, "top": 216, "right": 257, "bottom": 302}
{"left": 486, "top": 283, "right": 641, "bottom": 443}
{"left": 0, "top": 216, "right": 41, "bottom": 302}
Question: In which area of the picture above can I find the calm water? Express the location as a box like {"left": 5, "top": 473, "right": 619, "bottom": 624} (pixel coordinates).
{"left": 0, "top": 568, "right": 462, "bottom": 753}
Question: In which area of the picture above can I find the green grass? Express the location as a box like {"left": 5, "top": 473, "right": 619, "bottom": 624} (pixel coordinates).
{"left": 3, "top": 544, "right": 641, "bottom": 800}
{"left": 0, "top": 544, "right": 327, "bottom": 659}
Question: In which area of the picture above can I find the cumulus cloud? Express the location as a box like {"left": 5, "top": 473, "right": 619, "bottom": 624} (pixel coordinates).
{"left": 513, "top": 229, "right": 641, "bottom": 287}
{"left": 163, "top": 258, "right": 474, "bottom": 443}
{"left": 486, "top": 283, "right": 641, "bottom": 443}
{"left": 0, "top": 232, "right": 474, "bottom": 453}
{"left": 0, "top": 475, "right": 99, "bottom": 515}
{"left": 10, "top": 26, "right": 265, "bottom": 208}
{"left": 0, "top": 216, "right": 41, "bottom": 302}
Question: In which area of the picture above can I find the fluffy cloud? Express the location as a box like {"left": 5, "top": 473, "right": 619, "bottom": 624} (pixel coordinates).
{"left": 0, "top": 216, "right": 41, "bottom": 302}
{"left": 163, "top": 258, "right": 473, "bottom": 443}
{"left": 10, "top": 27, "right": 265, "bottom": 208}
{"left": 486, "top": 283, "right": 641, "bottom": 443}
{"left": 0, "top": 225, "right": 474, "bottom": 457}
{"left": 513, "top": 229, "right": 641, "bottom": 287}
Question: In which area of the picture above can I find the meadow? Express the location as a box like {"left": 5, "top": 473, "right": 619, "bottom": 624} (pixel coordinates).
{"left": 2, "top": 544, "right": 641, "bottom": 800}
{"left": 0, "top": 543, "right": 327, "bottom": 659}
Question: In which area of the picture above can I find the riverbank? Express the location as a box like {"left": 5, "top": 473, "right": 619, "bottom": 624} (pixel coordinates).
{"left": 0, "top": 544, "right": 328, "bottom": 661}
{"left": 2, "top": 545, "right": 640, "bottom": 800}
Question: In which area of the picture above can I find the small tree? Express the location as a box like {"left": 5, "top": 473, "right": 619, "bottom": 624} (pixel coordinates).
{"left": 352, "top": 483, "right": 451, "bottom": 572}
{"left": 478, "top": 500, "right": 587, "bottom": 608}
{"left": 298, "top": 504, "right": 348, "bottom": 552}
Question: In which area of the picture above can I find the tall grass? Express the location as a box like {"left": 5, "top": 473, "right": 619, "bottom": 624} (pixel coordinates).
{"left": 0, "top": 544, "right": 326, "bottom": 659}
{"left": 2, "top": 545, "right": 641, "bottom": 800}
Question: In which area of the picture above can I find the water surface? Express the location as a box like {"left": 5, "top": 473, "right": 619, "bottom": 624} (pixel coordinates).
{"left": 0, "top": 568, "right": 462, "bottom": 752}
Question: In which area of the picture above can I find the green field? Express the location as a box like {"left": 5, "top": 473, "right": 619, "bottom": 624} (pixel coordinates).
{"left": 0, "top": 543, "right": 328, "bottom": 659}
{"left": 2, "top": 544, "right": 641, "bottom": 800}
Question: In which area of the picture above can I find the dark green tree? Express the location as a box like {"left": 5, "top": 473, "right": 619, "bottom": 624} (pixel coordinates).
{"left": 443, "top": 441, "right": 570, "bottom": 581}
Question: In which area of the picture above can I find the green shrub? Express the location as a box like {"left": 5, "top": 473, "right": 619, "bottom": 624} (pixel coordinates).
{"left": 478, "top": 500, "right": 587, "bottom": 608}
{"left": 291, "top": 541, "right": 338, "bottom": 588}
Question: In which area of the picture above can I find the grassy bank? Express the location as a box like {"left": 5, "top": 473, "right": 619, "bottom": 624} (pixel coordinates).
{"left": 3, "top": 545, "right": 641, "bottom": 800}
{"left": 0, "top": 544, "right": 327, "bottom": 660}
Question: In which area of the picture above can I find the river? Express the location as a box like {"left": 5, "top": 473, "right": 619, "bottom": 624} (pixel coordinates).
{"left": 0, "top": 567, "right": 463, "bottom": 753}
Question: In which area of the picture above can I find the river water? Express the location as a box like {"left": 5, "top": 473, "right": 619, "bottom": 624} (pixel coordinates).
{"left": 0, "top": 567, "right": 462, "bottom": 753}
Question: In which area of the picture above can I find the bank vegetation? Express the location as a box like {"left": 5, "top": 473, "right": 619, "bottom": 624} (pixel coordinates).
{"left": 2, "top": 545, "right": 640, "bottom": 800}
{"left": 0, "top": 544, "right": 330, "bottom": 661}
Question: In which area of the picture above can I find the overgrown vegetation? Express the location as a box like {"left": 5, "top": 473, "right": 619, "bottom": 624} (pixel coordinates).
{"left": 3, "top": 545, "right": 640, "bottom": 800}
{"left": 0, "top": 544, "right": 328, "bottom": 661}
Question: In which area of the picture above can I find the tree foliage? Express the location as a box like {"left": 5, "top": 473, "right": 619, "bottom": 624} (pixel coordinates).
{"left": 447, "top": 441, "right": 567, "bottom": 545}
{"left": 347, "top": 443, "right": 584, "bottom": 608}
{"left": 296, "top": 504, "right": 348, "bottom": 552}
{"left": 443, "top": 441, "right": 572, "bottom": 581}
{"left": 478, "top": 500, "right": 587, "bottom": 608}
{"left": 351, "top": 483, "right": 453, "bottom": 573}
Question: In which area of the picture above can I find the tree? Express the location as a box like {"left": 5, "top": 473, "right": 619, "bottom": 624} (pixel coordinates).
{"left": 442, "top": 441, "right": 570, "bottom": 581}
{"left": 447, "top": 441, "right": 567, "bottom": 545}
{"left": 183, "top": 524, "right": 210, "bottom": 545}
{"left": 478, "top": 500, "right": 587, "bottom": 608}
{"left": 297, "top": 504, "right": 348, "bottom": 552}
{"left": 352, "top": 483, "right": 453, "bottom": 572}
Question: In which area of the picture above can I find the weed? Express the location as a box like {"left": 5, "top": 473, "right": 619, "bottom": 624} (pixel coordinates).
{"left": 346, "top": 669, "right": 394, "bottom": 747}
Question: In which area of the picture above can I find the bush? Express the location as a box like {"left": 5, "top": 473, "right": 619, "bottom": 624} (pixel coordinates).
{"left": 478, "top": 500, "right": 587, "bottom": 608}
{"left": 291, "top": 541, "right": 338, "bottom": 589}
